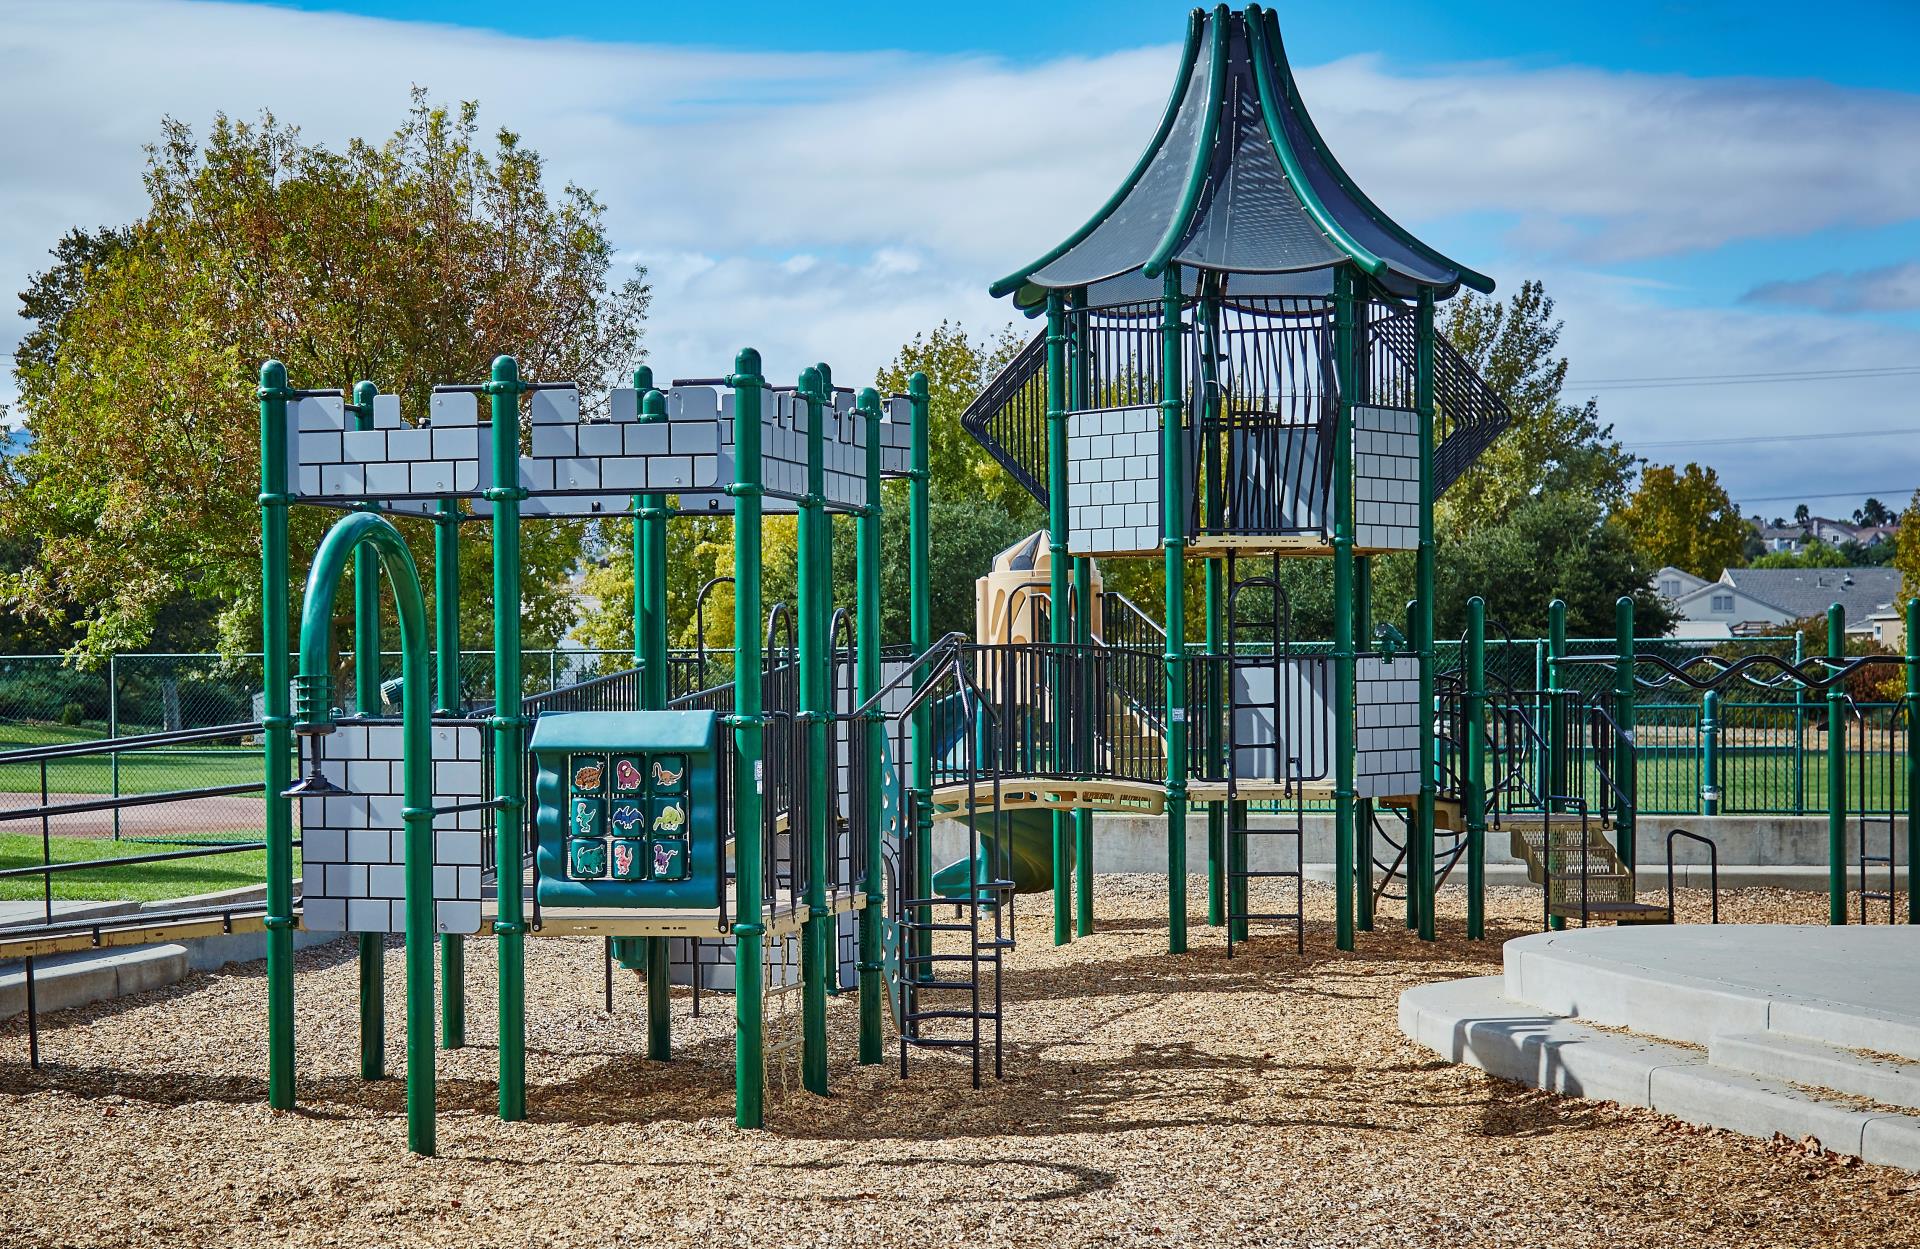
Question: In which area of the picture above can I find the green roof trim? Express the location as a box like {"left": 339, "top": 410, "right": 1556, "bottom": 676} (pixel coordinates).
{"left": 1244, "top": 5, "right": 1385, "bottom": 280}
{"left": 1258, "top": 8, "right": 1495, "bottom": 295}
{"left": 527, "top": 709, "right": 718, "bottom": 754}
{"left": 987, "top": 11, "right": 1204, "bottom": 300}
{"left": 1143, "top": 5, "right": 1231, "bottom": 279}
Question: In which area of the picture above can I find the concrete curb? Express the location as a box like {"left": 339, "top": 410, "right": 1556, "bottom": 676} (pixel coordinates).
{"left": 1399, "top": 976, "right": 1920, "bottom": 1172}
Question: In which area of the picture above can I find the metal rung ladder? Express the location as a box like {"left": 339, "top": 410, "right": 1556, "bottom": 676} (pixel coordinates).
{"left": 1225, "top": 763, "right": 1306, "bottom": 957}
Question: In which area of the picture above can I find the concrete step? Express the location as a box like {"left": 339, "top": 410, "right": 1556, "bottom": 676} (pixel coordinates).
{"left": 1401, "top": 976, "right": 1920, "bottom": 1172}
{"left": 1712, "top": 1031, "right": 1920, "bottom": 1112}
{"left": 1502, "top": 927, "right": 1920, "bottom": 1062}
{"left": 0, "top": 945, "right": 190, "bottom": 1018}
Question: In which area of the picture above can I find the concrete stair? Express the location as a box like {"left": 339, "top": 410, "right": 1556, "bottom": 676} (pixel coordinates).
{"left": 1399, "top": 926, "right": 1920, "bottom": 1171}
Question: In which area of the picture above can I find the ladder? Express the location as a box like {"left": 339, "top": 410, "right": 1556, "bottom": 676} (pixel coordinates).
{"left": 1225, "top": 767, "right": 1306, "bottom": 956}
{"left": 1502, "top": 798, "right": 1670, "bottom": 926}
{"left": 893, "top": 782, "right": 1011, "bottom": 1087}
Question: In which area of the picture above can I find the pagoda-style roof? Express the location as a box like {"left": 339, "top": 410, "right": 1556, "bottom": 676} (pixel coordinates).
{"left": 991, "top": 5, "right": 1493, "bottom": 308}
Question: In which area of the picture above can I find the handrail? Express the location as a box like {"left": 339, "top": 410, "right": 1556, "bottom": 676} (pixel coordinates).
{"left": 0, "top": 781, "right": 264, "bottom": 822}
{"left": 0, "top": 721, "right": 264, "bottom": 764}
{"left": 1665, "top": 828, "right": 1720, "bottom": 923}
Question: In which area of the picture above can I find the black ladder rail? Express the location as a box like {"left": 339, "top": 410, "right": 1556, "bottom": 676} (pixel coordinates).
{"left": 1852, "top": 698, "right": 1899, "bottom": 924}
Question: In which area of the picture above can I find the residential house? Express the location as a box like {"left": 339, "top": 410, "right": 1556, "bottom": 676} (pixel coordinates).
{"left": 1661, "top": 566, "right": 1901, "bottom": 638}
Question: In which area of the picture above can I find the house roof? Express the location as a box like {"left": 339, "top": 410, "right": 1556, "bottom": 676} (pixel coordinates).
{"left": 1719, "top": 567, "right": 1902, "bottom": 624}
{"left": 989, "top": 5, "right": 1493, "bottom": 310}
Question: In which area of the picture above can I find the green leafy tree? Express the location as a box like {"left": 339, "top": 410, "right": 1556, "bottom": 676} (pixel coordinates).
{"left": 3, "top": 96, "right": 649, "bottom": 660}
{"left": 1894, "top": 490, "right": 1920, "bottom": 606}
{"left": 874, "top": 321, "right": 1033, "bottom": 519}
{"left": 1752, "top": 540, "right": 1851, "bottom": 569}
{"left": 1613, "top": 462, "right": 1748, "bottom": 579}
{"left": 1438, "top": 280, "right": 1635, "bottom": 530}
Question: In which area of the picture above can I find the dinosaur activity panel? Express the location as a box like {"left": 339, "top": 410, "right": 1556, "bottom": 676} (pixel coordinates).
{"left": 529, "top": 710, "right": 722, "bottom": 909}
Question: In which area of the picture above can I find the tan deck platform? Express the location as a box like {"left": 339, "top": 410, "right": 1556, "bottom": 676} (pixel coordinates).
{"left": 0, "top": 909, "right": 273, "bottom": 961}
{"left": 497, "top": 889, "right": 866, "bottom": 940}
{"left": 930, "top": 775, "right": 1335, "bottom": 817}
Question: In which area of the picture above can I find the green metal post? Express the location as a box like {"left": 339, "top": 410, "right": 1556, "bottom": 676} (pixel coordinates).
{"left": 486, "top": 355, "right": 527, "bottom": 1121}
{"left": 1465, "top": 597, "right": 1487, "bottom": 940}
{"left": 1044, "top": 292, "right": 1072, "bottom": 947}
{"left": 907, "top": 374, "right": 933, "bottom": 972}
{"left": 1403, "top": 598, "right": 1421, "bottom": 933}
{"left": 1701, "top": 691, "right": 1721, "bottom": 817}
{"left": 637, "top": 382, "right": 673, "bottom": 1061}
{"left": 1331, "top": 269, "right": 1358, "bottom": 951}
{"left": 796, "top": 366, "right": 831, "bottom": 1095}
{"left": 1071, "top": 293, "right": 1096, "bottom": 938}
{"left": 257, "top": 362, "right": 296, "bottom": 1111}
{"left": 1827, "top": 602, "right": 1847, "bottom": 924}
{"left": 729, "top": 351, "right": 768, "bottom": 1128}
{"left": 855, "top": 387, "right": 885, "bottom": 1064}
{"left": 349, "top": 381, "right": 387, "bottom": 1079}
{"left": 1414, "top": 288, "right": 1437, "bottom": 943}
{"left": 1614, "top": 597, "right": 1637, "bottom": 880}
{"left": 1794, "top": 629, "right": 1807, "bottom": 814}
{"left": 1356, "top": 559, "right": 1375, "bottom": 935}
{"left": 1194, "top": 285, "right": 1224, "bottom": 932}
{"left": 296, "top": 512, "right": 437, "bottom": 1154}
{"left": 1159, "top": 266, "right": 1190, "bottom": 954}
{"left": 434, "top": 492, "right": 465, "bottom": 1050}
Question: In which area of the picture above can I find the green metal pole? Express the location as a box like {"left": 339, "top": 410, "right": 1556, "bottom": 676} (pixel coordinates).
{"left": 1194, "top": 285, "right": 1224, "bottom": 932}
{"left": 434, "top": 492, "right": 465, "bottom": 1050}
{"left": 730, "top": 351, "right": 768, "bottom": 1128}
{"left": 1701, "top": 690, "right": 1721, "bottom": 817}
{"left": 1331, "top": 269, "right": 1358, "bottom": 952}
{"left": 486, "top": 355, "right": 528, "bottom": 1121}
{"left": 349, "top": 381, "right": 387, "bottom": 1079}
{"left": 796, "top": 365, "right": 831, "bottom": 1095}
{"left": 1794, "top": 629, "right": 1806, "bottom": 815}
{"left": 257, "top": 361, "right": 296, "bottom": 1111}
{"left": 1465, "top": 597, "right": 1487, "bottom": 940}
{"left": 1545, "top": 599, "right": 1567, "bottom": 931}
{"left": 1044, "top": 292, "right": 1072, "bottom": 947}
{"left": 907, "top": 374, "right": 933, "bottom": 973}
{"left": 1907, "top": 599, "right": 1919, "bottom": 925}
{"left": 855, "top": 387, "right": 885, "bottom": 1064}
{"left": 1403, "top": 598, "right": 1421, "bottom": 933}
{"left": 1356, "top": 559, "right": 1375, "bottom": 935}
{"left": 1614, "top": 597, "right": 1637, "bottom": 881}
{"left": 295, "top": 512, "right": 437, "bottom": 1155}
{"left": 637, "top": 382, "right": 673, "bottom": 1061}
{"left": 1071, "top": 292, "right": 1096, "bottom": 938}
{"left": 1828, "top": 602, "right": 1848, "bottom": 924}
{"left": 1414, "top": 288, "right": 1437, "bottom": 943}
{"left": 1160, "top": 265, "right": 1190, "bottom": 954}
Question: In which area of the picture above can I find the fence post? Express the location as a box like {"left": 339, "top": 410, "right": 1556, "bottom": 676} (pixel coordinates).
{"left": 1701, "top": 690, "right": 1720, "bottom": 817}
{"left": 109, "top": 654, "right": 120, "bottom": 841}
{"left": 1827, "top": 603, "right": 1847, "bottom": 925}
{"left": 1794, "top": 629, "right": 1806, "bottom": 815}
{"left": 1614, "top": 598, "right": 1636, "bottom": 878}
{"left": 1907, "top": 598, "right": 1918, "bottom": 925}
{"left": 1465, "top": 597, "right": 1486, "bottom": 940}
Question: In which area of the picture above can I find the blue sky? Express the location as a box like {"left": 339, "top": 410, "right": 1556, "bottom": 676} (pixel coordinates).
{"left": 5, "top": 1, "right": 1920, "bottom": 519}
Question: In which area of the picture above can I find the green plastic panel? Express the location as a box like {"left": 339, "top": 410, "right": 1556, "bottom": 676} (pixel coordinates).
{"left": 530, "top": 711, "right": 722, "bottom": 909}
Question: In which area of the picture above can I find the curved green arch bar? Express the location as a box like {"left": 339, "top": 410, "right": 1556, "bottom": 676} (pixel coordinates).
{"left": 294, "top": 509, "right": 439, "bottom": 1157}
{"left": 1143, "top": 5, "right": 1230, "bottom": 279}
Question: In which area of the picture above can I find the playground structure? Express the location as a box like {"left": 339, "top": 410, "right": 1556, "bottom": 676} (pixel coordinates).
{"left": 1, "top": 2, "right": 1916, "bottom": 1165}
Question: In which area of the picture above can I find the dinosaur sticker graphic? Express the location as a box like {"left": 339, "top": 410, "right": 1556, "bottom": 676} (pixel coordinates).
{"left": 651, "top": 759, "right": 684, "bottom": 788}
{"left": 571, "top": 761, "right": 604, "bottom": 792}
{"left": 610, "top": 801, "right": 644, "bottom": 832}
{"left": 614, "top": 758, "right": 644, "bottom": 792}
{"left": 651, "top": 802, "right": 685, "bottom": 833}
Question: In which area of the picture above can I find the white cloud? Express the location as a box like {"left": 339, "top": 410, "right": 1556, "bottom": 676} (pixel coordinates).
{"left": 4, "top": 1, "right": 1920, "bottom": 511}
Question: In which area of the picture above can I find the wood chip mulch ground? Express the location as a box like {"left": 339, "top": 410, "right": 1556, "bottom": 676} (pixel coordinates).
{"left": 1, "top": 879, "right": 1915, "bottom": 1248}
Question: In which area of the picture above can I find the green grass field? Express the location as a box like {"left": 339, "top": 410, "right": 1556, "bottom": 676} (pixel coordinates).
{"left": 0, "top": 830, "right": 296, "bottom": 903}
{"left": 0, "top": 718, "right": 271, "bottom": 796}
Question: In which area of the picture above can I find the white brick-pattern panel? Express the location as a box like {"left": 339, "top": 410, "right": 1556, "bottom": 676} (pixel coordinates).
{"left": 680, "top": 389, "right": 910, "bottom": 517}
{"left": 300, "top": 719, "right": 488, "bottom": 935}
{"left": 665, "top": 911, "right": 857, "bottom": 993}
{"left": 473, "top": 387, "right": 728, "bottom": 518}
{"left": 1066, "top": 405, "right": 1162, "bottom": 556}
{"left": 1354, "top": 405, "right": 1420, "bottom": 552}
{"left": 288, "top": 393, "right": 482, "bottom": 516}
{"left": 1355, "top": 656, "right": 1422, "bottom": 798}
{"left": 1231, "top": 657, "right": 1333, "bottom": 783}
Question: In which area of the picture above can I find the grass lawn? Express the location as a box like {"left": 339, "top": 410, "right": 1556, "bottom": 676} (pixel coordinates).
{"left": 0, "top": 830, "right": 295, "bottom": 904}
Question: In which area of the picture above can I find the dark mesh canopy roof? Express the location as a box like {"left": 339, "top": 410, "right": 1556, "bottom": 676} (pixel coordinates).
{"left": 992, "top": 5, "right": 1493, "bottom": 309}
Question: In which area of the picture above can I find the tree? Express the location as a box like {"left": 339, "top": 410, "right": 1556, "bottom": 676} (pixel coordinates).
{"left": 1794, "top": 503, "right": 1811, "bottom": 527}
{"left": 874, "top": 320, "right": 1033, "bottom": 519}
{"left": 1613, "top": 462, "right": 1748, "bottom": 579}
{"left": 1856, "top": 497, "right": 1893, "bottom": 527}
{"left": 3, "top": 96, "right": 650, "bottom": 660}
{"left": 1894, "top": 490, "right": 1920, "bottom": 606}
{"left": 1752, "top": 540, "right": 1850, "bottom": 569}
{"left": 1437, "top": 280, "right": 1636, "bottom": 530}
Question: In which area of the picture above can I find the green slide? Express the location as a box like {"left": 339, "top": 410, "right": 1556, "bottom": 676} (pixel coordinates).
{"left": 931, "top": 805, "right": 1076, "bottom": 900}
